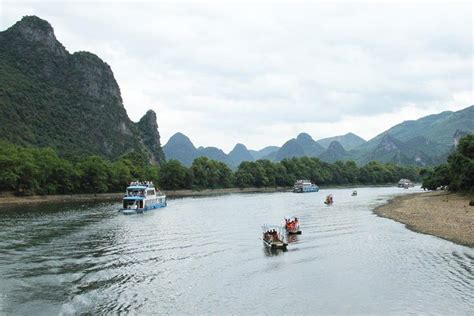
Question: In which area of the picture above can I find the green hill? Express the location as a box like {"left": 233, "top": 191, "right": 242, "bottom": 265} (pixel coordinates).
{"left": 268, "top": 133, "right": 325, "bottom": 161}
{"left": 249, "top": 146, "right": 279, "bottom": 160}
{"left": 163, "top": 132, "right": 198, "bottom": 166}
{"left": 353, "top": 106, "right": 473, "bottom": 154}
{"left": 0, "top": 16, "right": 165, "bottom": 163}
{"left": 350, "top": 106, "right": 474, "bottom": 165}
{"left": 197, "top": 146, "right": 234, "bottom": 166}
{"left": 228, "top": 143, "right": 255, "bottom": 166}
{"left": 319, "top": 141, "right": 349, "bottom": 163}
{"left": 317, "top": 133, "right": 366, "bottom": 151}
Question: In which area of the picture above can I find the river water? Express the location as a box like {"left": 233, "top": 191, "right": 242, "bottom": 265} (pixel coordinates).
{"left": 0, "top": 187, "right": 472, "bottom": 314}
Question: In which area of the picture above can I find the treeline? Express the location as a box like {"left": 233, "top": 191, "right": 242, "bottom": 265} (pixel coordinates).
{"left": 421, "top": 134, "right": 473, "bottom": 192}
{"left": 0, "top": 141, "right": 159, "bottom": 194}
{"left": 0, "top": 140, "right": 420, "bottom": 195}
{"left": 233, "top": 158, "right": 419, "bottom": 188}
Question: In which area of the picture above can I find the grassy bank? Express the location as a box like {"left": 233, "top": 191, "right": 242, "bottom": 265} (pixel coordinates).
{"left": 374, "top": 191, "right": 474, "bottom": 247}
{"left": 0, "top": 187, "right": 290, "bottom": 207}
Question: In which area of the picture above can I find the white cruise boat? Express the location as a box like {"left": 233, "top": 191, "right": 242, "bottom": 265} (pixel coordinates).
{"left": 293, "top": 180, "right": 319, "bottom": 193}
{"left": 121, "top": 181, "right": 166, "bottom": 215}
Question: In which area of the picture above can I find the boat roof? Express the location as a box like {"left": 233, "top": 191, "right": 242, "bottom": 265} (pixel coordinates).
{"left": 127, "top": 185, "right": 151, "bottom": 190}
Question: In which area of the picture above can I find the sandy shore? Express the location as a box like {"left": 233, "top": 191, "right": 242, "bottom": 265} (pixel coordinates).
{"left": 0, "top": 187, "right": 289, "bottom": 208}
{"left": 375, "top": 191, "right": 474, "bottom": 247}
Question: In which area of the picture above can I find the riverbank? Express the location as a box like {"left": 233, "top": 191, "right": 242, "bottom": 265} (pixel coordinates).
{"left": 0, "top": 192, "right": 124, "bottom": 208}
{"left": 0, "top": 187, "right": 290, "bottom": 207}
{"left": 375, "top": 191, "right": 474, "bottom": 247}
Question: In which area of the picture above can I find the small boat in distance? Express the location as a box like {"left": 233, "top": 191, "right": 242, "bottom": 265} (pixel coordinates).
{"left": 121, "top": 181, "right": 166, "bottom": 215}
{"left": 324, "top": 194, "right": 334, "bottom": 205}
{"left": 293, "top": 180, "right": 319, "bottom": 193}
{"left": 262, "top": 225, "right": 288, "bottom": 249}
{"left": 352, "top": 190, "right": 358, "bottom": 196}
{"left": 398, "top": 179, "right": 414, "bottom": 188}
{"left": 284, "top": 216, "right": 302, "bottom": 235}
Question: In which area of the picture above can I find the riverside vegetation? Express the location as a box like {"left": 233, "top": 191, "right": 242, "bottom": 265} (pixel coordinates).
{"left": 0, "top": 140, "right": 420, "bottom": 195}
{"left": 421, "top": 134, "right": 474, "bottom": 203}
{"left": 375, "top": 134, "right": 474, "bottom": 247}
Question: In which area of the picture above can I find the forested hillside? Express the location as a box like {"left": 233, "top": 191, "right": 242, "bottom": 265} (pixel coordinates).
{"left": 422, "top": 134, "right": 474, "bottom": 193}
{"left": 0, "top": 16, "right": 165, "bottom": 163}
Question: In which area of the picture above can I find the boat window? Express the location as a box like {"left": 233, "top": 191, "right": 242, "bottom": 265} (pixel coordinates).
{"left": 127, "top": 189, "right": 145, "bottom": 196}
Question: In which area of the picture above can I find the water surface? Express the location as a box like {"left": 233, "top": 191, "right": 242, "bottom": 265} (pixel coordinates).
{"left": 0, "top": 187, "right": 473, "bottom": 314}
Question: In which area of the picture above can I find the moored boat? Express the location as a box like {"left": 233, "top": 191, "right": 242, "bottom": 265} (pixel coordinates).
{"left": 293, "top": 180, "right": 319, "bottom": 193}
{"left": 262, "top": 225, "right": 288, "bottom": 249}
{"left": 398, "top": 179, "right": 414, "bottom": 188}
{"left": 284, "top": 216, "right": 302, "bottom": 235}
{"left": 121, "top": 181, "right": 166, "bottom": 215}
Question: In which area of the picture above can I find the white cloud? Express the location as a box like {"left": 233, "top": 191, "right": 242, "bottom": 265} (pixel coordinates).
{"left": 1, "top": 0, "right": 472, "bottom": 152}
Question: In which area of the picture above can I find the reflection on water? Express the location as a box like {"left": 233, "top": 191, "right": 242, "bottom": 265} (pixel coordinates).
{"left": 263, "top": 247, "right": 287, "bottom": 256}
{"left": 0, "top": 187, "right": 473, "bottom": 314}
{"left": 287, "top": 234, "right": 300, "bottom": 244}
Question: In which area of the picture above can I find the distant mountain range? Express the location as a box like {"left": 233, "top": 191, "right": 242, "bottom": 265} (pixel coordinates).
{"left": 163, "top": 133, "right": 251, "bottom": 168}
{"left": 164, "top": 105, "right": 474, "bottom": 167}
{"left": 248, "top": 146, "right": 279, "bottom": 160}
{"left": 2, "top": 16, "right": 472, "bottom": 169}
{"left": 350, "top": 106, "right": 474, "bottom": 165}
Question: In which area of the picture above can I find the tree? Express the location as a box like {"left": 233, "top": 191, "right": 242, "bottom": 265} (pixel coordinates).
{"left": 110, "top": 160, "right": 132, "bottom": 192}
{"left": 0, "top": 142, "right": 20, "bottom": 191}
{"left": 422, "top": 134, "right": 473, "bottom": 192}
{"left": 421, "top": 164, "right": 450, "bottom": 190}
{"left": 76, "top": 156, "right": 111, "bottom": 193}
{"left": 159, "top": 160, "right": 190, "bottom": 190}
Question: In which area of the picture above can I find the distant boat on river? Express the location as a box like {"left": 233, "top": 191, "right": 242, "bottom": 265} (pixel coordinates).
{"left": 293, "top": 180, "right": 319, "bottom": 193}
{"left": 121, "top": 181, "right": 166, "bottom": 215}
{"left": 398, "top": 179, "right": 414, "bottom": 188}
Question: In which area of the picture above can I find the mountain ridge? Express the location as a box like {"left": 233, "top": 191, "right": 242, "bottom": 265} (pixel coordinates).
{"left": 0, "top": 15, "right": 165, "bottom": 163}
{"left": 318, "top": 141, "right": 349, "bottom": 163}
{"left": 317, "top": 133, "right": 366, "bottom": 151}
{"left": 228, "top": 143, "right": 255, "bottom": 166}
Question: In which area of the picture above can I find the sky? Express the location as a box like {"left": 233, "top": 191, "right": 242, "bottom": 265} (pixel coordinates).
{"left": 1, "top": 0, "right": 472, "bottom": 152}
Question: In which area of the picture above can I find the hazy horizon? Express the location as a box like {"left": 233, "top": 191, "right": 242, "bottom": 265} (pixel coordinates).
{"left": 1, "top": 0, "right": 472, "bottom": 151}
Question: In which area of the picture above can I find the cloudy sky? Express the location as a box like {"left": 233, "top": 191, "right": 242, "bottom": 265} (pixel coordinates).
{"left": 1, "top": 0, "right": 472, "bottom": 151}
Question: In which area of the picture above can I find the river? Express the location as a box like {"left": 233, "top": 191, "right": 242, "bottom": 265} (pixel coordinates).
{"left": 0, "top": 186, "right": 472, "bottom": 314}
